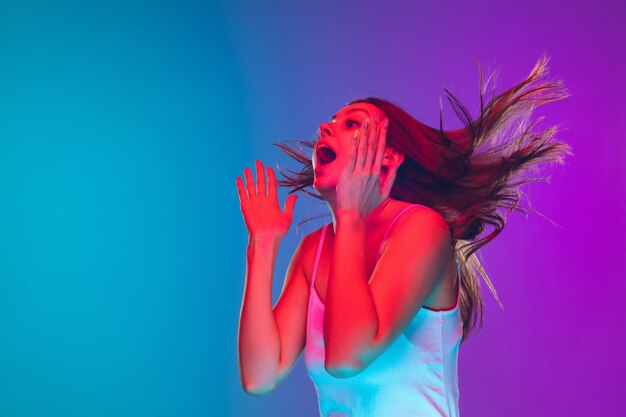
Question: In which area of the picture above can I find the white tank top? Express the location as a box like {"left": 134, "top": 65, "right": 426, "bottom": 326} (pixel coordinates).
{"left": 304, "top": 205, "right": 463, "bottom": 417}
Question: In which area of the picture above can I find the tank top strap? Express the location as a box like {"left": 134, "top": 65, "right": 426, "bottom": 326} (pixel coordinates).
{"left": 376, "top": 204, "right": 422, "bottom": 260}
{"left": 311, "top": 224, "right": 330, "bottom": 286}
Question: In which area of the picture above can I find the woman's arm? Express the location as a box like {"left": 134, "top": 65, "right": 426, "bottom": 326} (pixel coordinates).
{"left": 238, "top": 236, "right": 281, "bottom": 394}
{"left": 324, "top": 207, "right": 451, "bottom": 378}
{"left": 238, "top": 235, "right": 310, "bottom": 395}
{"left": 323, "top": 113, "right": 452, "bottom": 377}
{"left": 236, "top": 160, "right": 307, "bottom": 395}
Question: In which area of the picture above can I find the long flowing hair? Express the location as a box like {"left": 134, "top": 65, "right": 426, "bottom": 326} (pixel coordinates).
{"left": 274, "top": 55, "right": 571, "bottom": 341}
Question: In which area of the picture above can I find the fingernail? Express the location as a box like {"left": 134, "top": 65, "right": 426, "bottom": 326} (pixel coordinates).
{"left": 384, "top": 119, "right": 389, "bottom": 128}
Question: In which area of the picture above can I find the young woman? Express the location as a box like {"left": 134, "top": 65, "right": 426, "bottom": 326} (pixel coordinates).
{"left": 235, "top": 56, "right": 570, "bottom": 416}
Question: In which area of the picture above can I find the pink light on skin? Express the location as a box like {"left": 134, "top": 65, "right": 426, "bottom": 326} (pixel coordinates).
{"left": 312, "top": 102, "right": 398, "bottom": 213}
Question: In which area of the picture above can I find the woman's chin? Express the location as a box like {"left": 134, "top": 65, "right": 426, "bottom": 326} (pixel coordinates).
{"left": 313, "top": 175, "right": 336, "bottom": 197}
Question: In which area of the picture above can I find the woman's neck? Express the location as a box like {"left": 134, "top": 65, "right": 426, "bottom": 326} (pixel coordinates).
{"left": 327, "top": 197, "right": 394, "bottom": 233}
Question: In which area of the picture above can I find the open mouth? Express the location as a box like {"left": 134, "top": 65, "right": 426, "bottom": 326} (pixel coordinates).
{"left": 315, "top": 142, "right": 337, "bottom": 166}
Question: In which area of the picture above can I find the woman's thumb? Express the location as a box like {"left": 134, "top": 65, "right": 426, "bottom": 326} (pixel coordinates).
{"left": 284, "top": 194, "right": 297, "bottom": 215}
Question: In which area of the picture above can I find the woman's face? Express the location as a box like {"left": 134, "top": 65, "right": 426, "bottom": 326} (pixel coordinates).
{"left": 313, "top": 102, "right": 387, "bottom": 194}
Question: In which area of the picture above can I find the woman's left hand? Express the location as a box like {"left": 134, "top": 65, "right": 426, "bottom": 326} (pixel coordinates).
{"left": 335, "top": 113, "right": 393, "bottom": 217}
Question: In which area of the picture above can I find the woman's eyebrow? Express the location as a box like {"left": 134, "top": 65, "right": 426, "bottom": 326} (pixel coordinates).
{"left": 329, "top": 108, "right": 367, "bottom": 122}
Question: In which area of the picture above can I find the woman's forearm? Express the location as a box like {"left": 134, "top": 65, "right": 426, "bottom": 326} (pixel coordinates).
{"left": 324, "top": 212, "right": 378, "bottom": 376}
{"left": 238, "top": 237, "right": 282, "bottom": 394}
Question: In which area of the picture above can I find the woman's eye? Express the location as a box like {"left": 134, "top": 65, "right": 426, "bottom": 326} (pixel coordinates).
{"left": 346, "top": 120, "right": 360, "bottom": 128}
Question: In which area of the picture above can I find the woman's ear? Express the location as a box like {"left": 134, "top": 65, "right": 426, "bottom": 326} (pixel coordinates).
{"left": 382, "top": 148, "right": 404, "bottom": 168}
{"left": 380, "top": 148, "right": 404, "bottom": 197}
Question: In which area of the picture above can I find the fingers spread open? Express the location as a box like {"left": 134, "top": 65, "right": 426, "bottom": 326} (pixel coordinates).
{"left": 345, "top": 129, "right": 359, "bottom": 173}
{"left": 354, "top": 119, "right": 369, "bottom": 171}
{"left": 283, "top": 194, "right": 297, "bottom": 216}
{"left": 365, "top": 113, "right": 379, "bottom": 170}
{"left": 267, "top": 166, "right": 277, "bottom": 198}
{"left": 256, "top": 160, "right": 266, "bottom": 196}
{"left": 236, "top": 176, "right": 247, "bottom": 202}
{"left": 372, "top": 118, "right": 388, "bottom": 176}
{"left": 244, "top": 167, "right": 255, "bottom": 197}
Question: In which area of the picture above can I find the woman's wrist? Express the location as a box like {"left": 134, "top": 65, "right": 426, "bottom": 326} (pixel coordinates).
{"left": 335, "top": 210, "right": 367, "bottom": 223}
{"left": 248, "top": 235, "right": 282, "bottom": 249}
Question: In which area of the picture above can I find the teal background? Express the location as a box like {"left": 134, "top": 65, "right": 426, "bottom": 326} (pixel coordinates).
{"left": 0, "top": 1, "right": 246, "bottom": 415}
{"left": 1, "top": 1, "right": 625, "bottom": 416}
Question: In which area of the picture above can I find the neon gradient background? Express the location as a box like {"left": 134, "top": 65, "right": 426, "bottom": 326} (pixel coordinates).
{"left": 0, "top": 1, "right": 624, "bottom": 416}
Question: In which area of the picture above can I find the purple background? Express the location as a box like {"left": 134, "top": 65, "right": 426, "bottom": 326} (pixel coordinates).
{"left": 226, "top": 1, "right": 626, "bottom": 416}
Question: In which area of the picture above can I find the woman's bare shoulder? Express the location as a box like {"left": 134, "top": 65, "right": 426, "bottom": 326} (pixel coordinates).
{"left": 381, "top": 201, "right": 451, "bottom": 250}
{"left": 387, "top": 200, "right": 447, "bottom": 225}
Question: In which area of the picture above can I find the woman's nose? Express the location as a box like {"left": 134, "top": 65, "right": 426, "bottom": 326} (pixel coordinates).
{"left": 319, "top": 122, "right": 332, "bottom": 138}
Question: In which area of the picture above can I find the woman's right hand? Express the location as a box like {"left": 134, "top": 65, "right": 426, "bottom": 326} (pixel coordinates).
{"left": 236, "top": 160, "right": 297, "bottom": 242}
